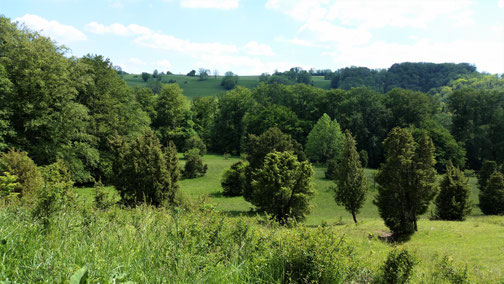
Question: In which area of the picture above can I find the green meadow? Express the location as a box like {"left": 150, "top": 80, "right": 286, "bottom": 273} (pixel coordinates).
{"left": 121, "top": 74, "right": 331, "bottom": 99}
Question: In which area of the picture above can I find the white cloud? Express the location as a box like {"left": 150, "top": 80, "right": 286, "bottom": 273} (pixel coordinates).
{"left": 14, "top": 14, "right": 87, "bottom": 44}
{"left": 85, "top": 22, "right": 151, "bottom": 36}
{"left": 243, "top": 41, "right": 275, "bottom": 56}
{"left": 323, "top": 39, "right": 504, "bottom": 74}
{"left": 194, "top": 54, "right": 305, "bottom": 75}
{"left": 156, "top": 59, "right": 172, "bottom": 71}
{"left": 180, "top": 0, "right": 238, "bottom": 10}
{"left": 499, "top": 0, "right": 504, "bottom": 8}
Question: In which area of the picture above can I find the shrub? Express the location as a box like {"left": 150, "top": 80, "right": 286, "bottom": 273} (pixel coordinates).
{"left": 434, "top": 163, "right": 472, "bottom": 220}
{"left": 94, "top": 180, "right": 116, "bottom": 210}
{"left": 182, "top": 149, "right": 208, "bottom": 179}
{"left": 479, "top": 171, "right": 504, "bottom": 215}
{"left": 112, "top": 130, "right": 179, "bottom": 206}
{"left": 379, "top": 248, "right": 417, "bottom": 284}
{"left": 184, "top": 135, "right": 206, "bottom": 155}
{"left": 249, "top": 151, "right": 314, "bottom": 224}
{"left": 0, "top": 148, "right": 43, "bottom": 201}
{"left": 434, "top": 255, "right": 469, "bottom": 284}
{"left": 359, "top": 149, "right": 368, "bottom": 168}
{"left": 325, "top": 159, "right": 338, "bottom": 180}
{"left": 221, "top": 161, "right": 247, "bottom": 196}
{"left": 0, "top": 171, "right": 20, "bottom": 201}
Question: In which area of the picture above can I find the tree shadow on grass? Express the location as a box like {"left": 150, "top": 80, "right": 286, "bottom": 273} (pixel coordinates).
{"left": 208, "top": 191, "right": 223, "bottom": 198}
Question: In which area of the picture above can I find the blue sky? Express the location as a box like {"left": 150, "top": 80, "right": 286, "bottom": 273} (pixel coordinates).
{"left": 3, "top": 0, "right": 504, "bottom": 75}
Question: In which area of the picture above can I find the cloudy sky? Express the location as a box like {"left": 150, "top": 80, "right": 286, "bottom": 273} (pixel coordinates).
{"left": 3, "top": 0, "right": 504, "bottom": 75}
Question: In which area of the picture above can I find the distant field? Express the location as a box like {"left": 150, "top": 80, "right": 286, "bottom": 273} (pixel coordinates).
{"left": 121, "top": 74, "right": 331, "bottom": 99}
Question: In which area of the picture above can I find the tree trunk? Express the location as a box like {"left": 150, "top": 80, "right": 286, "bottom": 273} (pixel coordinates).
{"left": 352, "top": 211, "right": 358, "bottom": 224}
{"left": 413, "top": 218, "right": 418, "bottom": 231}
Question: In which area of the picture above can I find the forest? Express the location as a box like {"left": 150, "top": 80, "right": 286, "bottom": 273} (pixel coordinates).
{"left": 1, "top": 15, "right": 504, "bottom": 283}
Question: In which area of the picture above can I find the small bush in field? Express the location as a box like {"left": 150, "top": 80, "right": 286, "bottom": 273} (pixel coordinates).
{"left": 221, "top": 161, "right": 247, "bottom": 196}
{"left": 379, "top": 248, "right": 417, "bottom": 284}
{"left": 184, "top": 135, "right": 207, "bottom": 155}
{"left": 94, "top": 180, "right": 116, "bottom": 210}
{"left": 0, "top": 148, "right": 43, "bottom": 201}
{"left": 182, "top": 149, "right": 207, "bottom": 179}
{"left": 434, "top": 255, "right": 469, "bottom": 284}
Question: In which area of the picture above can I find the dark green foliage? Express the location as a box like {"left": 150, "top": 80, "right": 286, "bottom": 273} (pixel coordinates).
{"left": 379, "top": 249, "right": 417, "bottom": 284}
{"left": 184, "top": 135, "right": 206, "bottom": 155}
{"left": 221, "top": 72, "right": 238, "bottom": 90}
{"left": 191, "top": 96, "right": 218, "bottom": 147}
{"left": 332, "top": 130, "right": 367, "bottom": 223}
{"left": 385, "top": 62, "right": 476, "bottom": 93}
{"left": 479, "top": 171, "right": 504, "bottom": 215}
{"left": 94, "top": 180, "right": 115, "bottom": 210}
{"left": 221, "top": 161, "right": 247, "bottom": 196}
{"left": 412, "top": 120, "right": 466, "bottom": 172}
{"left": 330, "top": 66, "right": 386, "bottom": 93}
{"left": 385, "top": 88, "right": 434, "bottom": 127}
{"left": 182, "top": 149, "right": 208, "bottom": 179}
{"left": 186, "top": 70, "right": 196, "bottom": 76}
{"left": 477, "top": 160, "right": 499, "bottom": 191}
{"left": 434, "top": 163, "right": 472, "bottom": 220}
{"left": 211, "top": 87, "right": 253, "bottom": 154}
{"left": 153, "top": 84, "right": 194, "bottom": 150}
{"left": 245, "top": 127, "right": 306, "bottom": 172}
{"left": 250, "top": 151, "right": 314, "bottom": 224}
{"left": 0, "top": 149, "right": 43, "bottom": 201}
{"left": 243, "top": 104, "right": 303, "bottom": 143}
{"left": 374, "top": 128, "right": 438, "bottom": 236}
{"left": 325, "top": 159, "right": 338, "bottom": 180}
{"left": 359, "top": 150, "right": 368, "bottom": 168}
{"left": 141, "top": 72, "right": 151, "bottom": 82}
{"left": 448, "top": 88, "right": 504, "bottom": 169}
{"left": 112, "top": 130, "right": 179, "bottom": 206}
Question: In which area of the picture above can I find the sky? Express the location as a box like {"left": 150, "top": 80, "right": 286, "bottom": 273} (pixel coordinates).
{"left": 2, "top": 0, "right": 504, "bottom": 75}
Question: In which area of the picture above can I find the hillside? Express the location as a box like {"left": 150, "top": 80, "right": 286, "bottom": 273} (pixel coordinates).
{"left": 121, "top": 74, "right": 331, "bottom": 99}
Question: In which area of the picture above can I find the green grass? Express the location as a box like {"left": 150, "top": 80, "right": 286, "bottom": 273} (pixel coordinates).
{"left": 1, "top": 154, "right": 503, "bottom": 282}
{"left": 121, "top": 74, "right": 331, "bottom": 99}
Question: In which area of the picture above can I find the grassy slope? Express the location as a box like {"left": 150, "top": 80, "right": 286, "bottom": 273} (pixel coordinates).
{"left": 175, "top": 154, "right": 504, "bottom": 281}
{"left": 122, "top": 74, "right": 331, "bottom": 99}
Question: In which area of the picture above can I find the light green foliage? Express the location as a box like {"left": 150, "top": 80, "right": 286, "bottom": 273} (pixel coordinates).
{"left": 435, "top": 163, "right": 472, "bottom": 220}
{"left": 332, "top": 130, "right": 368, "bottom": 223}
{"left": 250, "top": 151, "right": 314, "bottom": 224}
{"left": 433, "top": 256, "right": 469, "bottom": 283}
{"left": 375, "top": 128, "right": 438, "bottom": 237}
{"left": 479, "top": 171, "right": 504, "bottom": 215}
{"left": 0, "top": 172, "right": 20, "bottom": 200}
{"left": 305, "top": 113, "right": 344, "bottom": 163}
{"left": 182, "top": 149, "right": 208, "bottom": 179}
{"left": 0, "top": 149, "right": 43, "bottom": 201}
{"left": 112, "top": 130, "right": 179, "bottom": 206}
{"left": 379, "top": 249, "right": 417, "bottom": 284}
{"left": 221, "top": 161, "right": 247, "bottom": 197}
{"left": 152, "top": 84, "right": 194, "bottom": 149}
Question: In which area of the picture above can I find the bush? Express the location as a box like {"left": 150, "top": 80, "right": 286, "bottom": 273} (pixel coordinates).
{"left": 221, "top": 161, "right": 247, "bottom": 196}
{"left": 112, "top": 130, "right": 179, "bottom": 206}
{"left": 379, "top": 248, "right": 417, "bottom": 284}
{"left": 182, "top": 149, "right": 207, "bottom": 179}
{"left": 325, "top": 159, "right": 338, "bottom": 180}
{"left": 359, "top": 149, "right": 368, "bottom": 168}
{"left": 479, "top": 171, "right": 504, "bottom": 215}
{"left": 434, "top": 255, "right": 469, "bottom": 284}
{"left": 0, "top": 171, "right": 20, "bottom": 201}
{"left": 0, "top": 149, "right": 43, "bottom": 201}
{"left": 94, "top": 180, "right": 116, "bottom": 210}
{"left": 434, "top": 163, "right": 472, "bottom": 220}
{"left": 184, "top": 135, "right": 206, "bottom": 155}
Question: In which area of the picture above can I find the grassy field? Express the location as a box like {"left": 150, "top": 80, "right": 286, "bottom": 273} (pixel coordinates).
{"left": 2, "top": 154, "right": 503, "bottom": 282}
{"left": 176, "top": 154, "right": 504, "bottom": 282}
{"left": 121, "top": 74, "right": 331, "bottom": 99}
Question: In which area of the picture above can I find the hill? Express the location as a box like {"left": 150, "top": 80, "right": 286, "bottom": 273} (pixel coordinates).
{"left": 121, "top": 73, "right": 331, "bottom": 99}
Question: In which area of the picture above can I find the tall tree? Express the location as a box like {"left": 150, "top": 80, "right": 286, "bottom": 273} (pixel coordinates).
{"left": 434, "top": 162, "right": 472, "bottom": 220}
{"left": 305, "top": 114, "right": 344, "bottom": 163}
{"left": 332, "top": 130, "right": 368, "bottom": 223}
{"left": 374, "top": 128, "right": 438, "bottom": 237}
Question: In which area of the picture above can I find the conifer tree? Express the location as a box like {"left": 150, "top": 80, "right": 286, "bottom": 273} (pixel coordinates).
{"left": 332, "top": 130, "right": 367, "bottom": 223}
{"left": 374, "top": 128, "right": 438, "bottom": 237}
{"left": 434, "top": 162, "right": 472, "bottom": 220}
{"left": 477, "top": 160, "right": 499, "bottom": 191}
{"left": 479, "top": 171, "right": 504, "bottom": 215}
